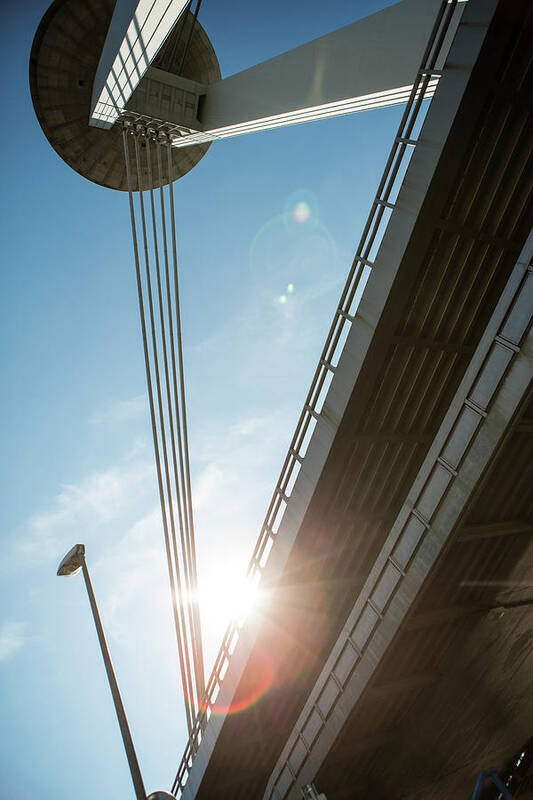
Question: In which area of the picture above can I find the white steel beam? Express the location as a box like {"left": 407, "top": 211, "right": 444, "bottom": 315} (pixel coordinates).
{"left": 171, "top": 81, "right": 440, "bottom": 147}
{"left": 170, "top": 0, "right": 464, "bottom": 148}
{"left": 90, "top": 0, "right": 189, "bottom": 129}
{"left": 91, "top": 0, "right": 466, "bottom": 139}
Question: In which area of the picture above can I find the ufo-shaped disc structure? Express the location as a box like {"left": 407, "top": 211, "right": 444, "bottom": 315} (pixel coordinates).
{"left": 30, "top": 0, "right": 221, "bottom": 191}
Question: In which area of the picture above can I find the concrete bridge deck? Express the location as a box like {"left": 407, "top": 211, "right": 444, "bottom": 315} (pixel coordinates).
{"left": 179, "top": 1, "right": 533, "bottom": 797}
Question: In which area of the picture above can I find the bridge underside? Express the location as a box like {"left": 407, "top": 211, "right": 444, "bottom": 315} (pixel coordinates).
{"left": 182, "top": 1, "right": 533, "bottom": 798}
{"left": 317, "top": 389, "right": 533, "bottom": 799}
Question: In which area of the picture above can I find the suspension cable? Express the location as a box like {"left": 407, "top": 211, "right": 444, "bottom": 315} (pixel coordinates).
{"left": 178, "top": 0, "right": 203, "bottom": 75}
{"left": 122, "top": 123, "right": 205, "bottom": 730}
{"left": 145, "top": 137, "right": 202, "bottom": 703}
{"left": 123, "top": 127, "right": 195, "bottom": 734}
{"left": 160, "top": 1, "right": 192, "bottom": 72}
{"left": 134, "top": 131, "right": 200, "bottom": 715}
{"left": 156, "top": 142, "right": 205, "bottom": 701}
{"left": 167, "top": 142, "right": 205, "bottom": 700}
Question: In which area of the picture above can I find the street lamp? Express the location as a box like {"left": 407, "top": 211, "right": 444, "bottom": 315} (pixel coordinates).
{"left": 57, "top": 543, "right": 177, "bottom": 800}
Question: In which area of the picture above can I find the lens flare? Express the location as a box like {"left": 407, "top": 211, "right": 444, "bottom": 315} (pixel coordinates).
{"left": 249, "top": 189, "right": 339, "bottom": 320}
{"left": 193, "top": 575, "right": 272, "bottom": 716}
{"left": 203, "top": 656, "right": 275, "bottom": 716}
{"left": 293, "top": 201, "right": 311, "bottom": 225}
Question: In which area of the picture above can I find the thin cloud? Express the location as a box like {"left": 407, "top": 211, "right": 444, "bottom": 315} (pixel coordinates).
{"left": 68, "top": 410, "right": 292, "bottom": 673}
{"left": 228, "top": 415, "right": 271, "bottom": 439}
{"left": 0, "top": 621, "right": 26, "bottom": 663}
{"left": 90, "top": 394, "right": 147, "bottom": 426}
{"left": 94, "top": 508, "right": 168, "bottom": 640}
{"left": 20, "top": 457, "right": 155, "bottom": 560}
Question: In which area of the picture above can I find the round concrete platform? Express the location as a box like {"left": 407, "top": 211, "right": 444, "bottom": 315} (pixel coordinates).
{"left": 29, "top": 0, "right": 221, "bottom": 191}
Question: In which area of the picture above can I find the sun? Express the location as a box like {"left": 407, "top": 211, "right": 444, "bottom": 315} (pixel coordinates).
{"left": 197, "top": 571, "right": 263, "bottom": 642}
{"left": 195, "top": 572, "right": 274, "bottom": 716}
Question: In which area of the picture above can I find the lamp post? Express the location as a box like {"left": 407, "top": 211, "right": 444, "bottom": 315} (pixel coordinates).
{"left": 57, "top": 543, "right": 176, "bottom": 800}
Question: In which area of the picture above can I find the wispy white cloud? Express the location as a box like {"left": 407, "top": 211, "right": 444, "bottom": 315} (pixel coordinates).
{"left": 20, "top": 457, "right": 155, "bottom": 560}
{"left": 0, "top": 621, "right": 26, "bottom": 662}
{"left": 94, "top": 509, "right": 169, "bottom": 639}
{"left": 79, "top": 410, "right": 288, "bottom": 658}
{"left": 90, "top": 394, "right": 147, "bottom": 426}
{"left": 54, "top": 408, "right": 292, "bottom": 673}
{"left": 14, "top": 193, "right": 344, "bottom": 671}
{"left": 227, "top": 415, "right": 271, "bottom": 439}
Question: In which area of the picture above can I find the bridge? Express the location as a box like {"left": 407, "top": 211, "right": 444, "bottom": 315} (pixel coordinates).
{"left": 173, "top": 1, "right": 533, "bottom": 798}
{"left": 30, "top": 0, "right": 533, "bottom": 796}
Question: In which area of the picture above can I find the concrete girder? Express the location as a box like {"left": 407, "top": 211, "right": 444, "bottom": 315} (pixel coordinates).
{"left": 263, "top": 229, "right": 533, "bottom": 800}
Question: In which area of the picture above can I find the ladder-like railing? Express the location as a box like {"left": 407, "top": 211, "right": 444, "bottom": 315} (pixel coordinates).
{"left": 172, "top": 1, "right": 463, "bottom": 794}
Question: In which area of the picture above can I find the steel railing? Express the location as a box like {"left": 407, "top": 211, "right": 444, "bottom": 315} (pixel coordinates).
{"left": 172, "top": 1, "right": 462, "bottom": 794}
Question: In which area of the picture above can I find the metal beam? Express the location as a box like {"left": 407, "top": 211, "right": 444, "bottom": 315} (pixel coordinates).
{"left": 121, "top": 0, "right": 467, "bottom": 146}
{"left": 89, "top": 0, "right": 467, "bottom": 142}
{"left": 515, "top": 419, "right": 533, "bottom": 433}
{"left": 405, "top": 598, "right": 533, "bottom": 631}
{"left": 391, "top": 334, "right": 475, "bottom": 356}
{"left": 90, "top": 0, "right": 189, "bottom": 128}
{"left": 456, "top": 519, "right": 533, "bottom": 541}
{"left": 172, "top": 0, "right": 456, "bottom": 147}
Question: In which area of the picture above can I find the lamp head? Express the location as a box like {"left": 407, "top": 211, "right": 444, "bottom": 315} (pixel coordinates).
{"left": 147, "top": 793, "right": 177, "bottom": 800}
{"left": 57, "top": 544, "right": 85, "bottom": 576}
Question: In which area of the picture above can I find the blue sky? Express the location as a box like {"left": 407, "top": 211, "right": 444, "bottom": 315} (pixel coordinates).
{"left": 1, "top": 1, "right": 402, "bottom": 797}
